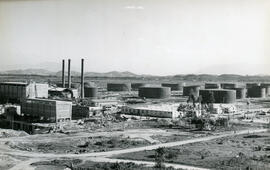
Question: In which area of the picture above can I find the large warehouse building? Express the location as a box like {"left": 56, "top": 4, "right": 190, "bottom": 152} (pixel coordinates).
{"left": 0, "top": 82, "right": 48, "bottom": 104}
{"left": 21, "top": 98, "right": 72, "bottom": 123}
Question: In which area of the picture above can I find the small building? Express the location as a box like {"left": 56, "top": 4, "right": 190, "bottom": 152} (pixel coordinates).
{"left": 72, "top": 105, "right": 102, "bottom": 120}
{"left": 21, "top": 98, "right": 72, "bottom": 123}
{"left": 121, "top": 105, "right": 180, "bottom": 119}
{"left": 89, "top": 99, "right": 120, "bottom": 107}
{"left": 0, "top": 82, "right": 48, "bottom": 104}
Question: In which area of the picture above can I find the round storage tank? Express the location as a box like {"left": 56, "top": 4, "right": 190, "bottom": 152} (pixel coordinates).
{"left": 131, "top": 83, "right": 147, "bottom": 91}
{"left": 247, "top": 86, "right": 266, "bottom": 98}
{"left": 261, "top": 83, "right": 270, "bottom": 96}
{"left": 205, "top": 83, "right": 220, "bottom": 89}
{"left": 231, "top": 88, "right": 246, "bottom": 99}
{"left": 199, "top": 89, "right": 236, "bottom": 104}
{"left": 161, "top": 83, "right": 185, "bottom": 91}
{"left": 84, "top": 87, "right": 98, "bottom": 98}
{"left": 139, "top": 87, "right": 171, "bottom": 99}
{"left": 183, "top": 85, "right": 201, "bottom": 98}
{"left": 221, "top": 83, "right": 237, "bottom": 89}
{"left": 246, "top": 83, "right": 260, "bottom": 89}
{"left": 107, "top": 83, "right": 131, "bottom": 91}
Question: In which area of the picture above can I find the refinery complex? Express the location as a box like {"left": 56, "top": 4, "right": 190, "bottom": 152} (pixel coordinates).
{"left": 0, "top": 59, "right": 270, "bottom": 170}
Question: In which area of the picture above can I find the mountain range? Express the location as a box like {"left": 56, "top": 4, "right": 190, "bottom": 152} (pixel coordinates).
{"left": 0, "top": 69, "right": 146, "bottom": 77}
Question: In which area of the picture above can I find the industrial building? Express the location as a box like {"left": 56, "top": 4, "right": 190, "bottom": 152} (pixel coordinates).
{"left": 161, "top": 83, "right": 185, "bottom": 91}
{"left": 131, "top": 83, "right": 147, "bottom": 90}
{"left": 183, "top": 85, "right": 201, "bottom": 98}
{"left": 204, "top": 83, "right": 220, "bottom": 89}
{"left": 199, "top": 89, "right": 236, "bottom": 104}
{"left": 0, "top": 82, "right": 48, "bottom": 104}
{"left": 121, "top": 105, "right": 180, "bottom": 119}
{"left": 107, "top": 83, "right": 131, "bottom": 91}
{"left": 138, "top": 87, "right": 171, "bottom": 99}
{"left": 72, "top": 105, "right": 102, "bottom": 120}
{"left": 21, "top": 98, "right": 72, "bottom": 123}
{"left": 247, "top": 86, "right": 266, "bottom": 98}
{"left": 220, "top": 83, "right": 237, "bottom": 89}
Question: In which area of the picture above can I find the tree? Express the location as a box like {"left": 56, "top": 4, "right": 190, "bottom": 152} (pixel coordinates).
{"left": 155, "top": 147, "right": 166, "bottom": 169}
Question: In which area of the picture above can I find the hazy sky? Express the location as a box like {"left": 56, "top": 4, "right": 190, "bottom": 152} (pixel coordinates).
{"left": 0, "top": 0, "right": 269, "bottom": 75}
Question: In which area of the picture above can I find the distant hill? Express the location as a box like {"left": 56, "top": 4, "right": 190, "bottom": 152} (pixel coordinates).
{"left": 0, "top": 69, "right": 55, "bottom": 75}
{"left": 0, "top": 69, "right": 145, "bottom": 77}
{"left": 1, "top": 69, "right": 270, "bottom": 82}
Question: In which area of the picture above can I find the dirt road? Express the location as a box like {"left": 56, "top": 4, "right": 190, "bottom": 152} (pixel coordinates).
{"left": 2, "top": 128, "right": 267, "bottom": 170}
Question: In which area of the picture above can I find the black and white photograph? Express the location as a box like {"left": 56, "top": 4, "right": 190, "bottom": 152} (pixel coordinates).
{"left": 0, "top": 0, "right": 270, "bottom": 169}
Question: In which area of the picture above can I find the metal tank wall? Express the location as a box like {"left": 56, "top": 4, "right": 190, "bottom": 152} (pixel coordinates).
{"left": 261, "top": 83, "right": 270, "bottom": 96}
{"left": 131, "top": 83, "right": 147, "bottom": 91}
{"left": 138, "top": 87, "right": 171, "bottom": 99}
{"left": 107, "top": 83, "right": 131, "bottom": 91}
{"left": 84, "top": 87, "right": 98, "bottom": 98}
{"left": 231, "top": 88, "right": 246, "bottom": 99}
{"left": 183, "top": 85, "right": 201, "bottom": 98}
{"left": 246, "top": 83, "right": 260, "bottom": 89}
{"left": 161, "top": 83, "right": 185, "bottom": 91}
{"left": 199, "top": 89, "right": 236, "bottom": 104}
{"left": 221, "top": 83, "right": 237, "bottom": 89}
{"left": 247, "top": 86, "right": 266, "bottom": 98}
{"left": 205, "top": 83, "right": 220, "bottom": 89}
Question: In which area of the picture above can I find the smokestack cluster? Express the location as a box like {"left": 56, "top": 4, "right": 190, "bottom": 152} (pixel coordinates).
{"left": 81, "top": 58, "right": 84, "bottom": 98}
{"left": 62, "top": 59, "right": 65, "bottom": 88}
{"left": 61, "top": 58, "right": 85, "bottom": 99}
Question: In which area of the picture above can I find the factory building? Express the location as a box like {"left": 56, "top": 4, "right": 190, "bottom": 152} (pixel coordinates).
{"left": 121, "top": 105, "right": 180, "bottom": 119}
{"left": 161, "top": 83, "right": 185, "bottom": 91}
{"left": 183, "top": 85, "right": 201, "bottom": 98}
{"left": 220, "top": 83, "right": 237, "bottom": 89}
{"left": 247, "top": 86, "right": 266, "bottom": 98}
{"left": 131, "top": 83, "right": 147, "bottom": 91}
{"left": 138, "top": 87, "right": 171, "bottom": 99}
{"left": 204, "top": 83, "right": 220, "bottom": 89}
{"left": 72, "top": 105, "right": 102, "bottom": 120}
{"left": 199, "top": 89, "right": 236, "bottom": 104}
{"left": 107, "top": 83, "right": 131, "bottom": 91}
{"left": 21, "top": 98, "right": 72, "bottom": 123}
{"left": 0, "top": 82, "right": 48, "bottom": 104}
{"left": 261, "top": 83, "right": 270, "bottom": 96}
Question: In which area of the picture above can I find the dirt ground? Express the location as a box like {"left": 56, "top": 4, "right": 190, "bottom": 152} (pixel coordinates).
{"left": 6, "top": 135, "right": 150, "bottom": 154}
{"left": 114, "top": 131, "right": 270, "bottom": 170}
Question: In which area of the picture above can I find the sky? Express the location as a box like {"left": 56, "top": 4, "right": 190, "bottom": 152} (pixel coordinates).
{"left": 0, "top": 0, "right": 269, "bottom": 75}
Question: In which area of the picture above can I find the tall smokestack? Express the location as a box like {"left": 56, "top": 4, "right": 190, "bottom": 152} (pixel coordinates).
{"left": 68, "top": 59, "right": 71, "bottom": 88}
{"left": 62, "top": 59, "right": 65, "bottom": 87}
{"left": 81, "top": 58, "right": 84, "bottom": 98}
